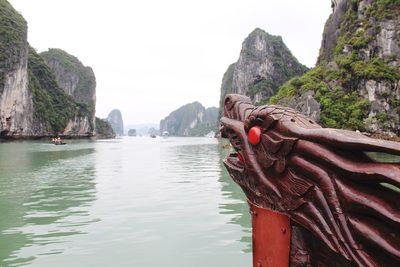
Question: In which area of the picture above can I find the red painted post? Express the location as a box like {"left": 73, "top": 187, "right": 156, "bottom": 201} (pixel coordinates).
{"left": 250, "top": 202, "right": 291, "bottom": 267}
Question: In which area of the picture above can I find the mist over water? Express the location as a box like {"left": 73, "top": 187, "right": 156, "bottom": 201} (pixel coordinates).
{"left": 0, "top": 137, "right": 251, "bottom": 267}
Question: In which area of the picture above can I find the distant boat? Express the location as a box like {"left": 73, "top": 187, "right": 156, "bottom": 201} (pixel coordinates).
{"left": 161, "top": 131, "right": 169, "bottom": 138}
{"left": 52, "top": 137, "right": 66, "bottom": 145}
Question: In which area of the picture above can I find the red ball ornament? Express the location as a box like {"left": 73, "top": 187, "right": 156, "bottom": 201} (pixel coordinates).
{"left": 248, "top": 126, "right": 261, "bottom": 145}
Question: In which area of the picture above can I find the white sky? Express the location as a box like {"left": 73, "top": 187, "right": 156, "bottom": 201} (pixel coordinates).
{"left": 9, "top": 0, "right": 332, "bottom": 125}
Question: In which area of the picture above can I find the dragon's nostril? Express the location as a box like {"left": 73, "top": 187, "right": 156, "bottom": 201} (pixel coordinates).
{"left": 248, "top": 126, "right": 261, "bottom": 145}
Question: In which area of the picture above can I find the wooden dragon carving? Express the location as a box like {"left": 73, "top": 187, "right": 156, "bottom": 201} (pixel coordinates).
{"left": 220, "top": 94, "right": 400, "bottom": 266}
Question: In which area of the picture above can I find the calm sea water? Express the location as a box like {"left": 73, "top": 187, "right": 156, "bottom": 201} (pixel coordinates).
{"left": 0, "top": 137, "right": 252, "bottom": 267}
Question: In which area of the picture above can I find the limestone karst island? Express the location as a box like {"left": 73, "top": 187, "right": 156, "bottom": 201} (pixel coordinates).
{"left": 0, "top": 0, "right": 399, "bottom": 266}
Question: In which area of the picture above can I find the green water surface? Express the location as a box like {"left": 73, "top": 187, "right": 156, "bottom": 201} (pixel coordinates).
{"left": 0, "top": 137, "right": 251, "bottom": 267}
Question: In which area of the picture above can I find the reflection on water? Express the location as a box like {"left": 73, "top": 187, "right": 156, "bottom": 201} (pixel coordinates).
{"left": 0, "top": 138, "right": 251, "bottom": 267}
{"left": 217, "top": 144, "right": 252, "bottom": 253}
{"left": 366, "top": 151, "right": 400, "bottom": 163}
{"left": 156, "top": 138, "right": 251, "bottom": 266}
{"left": 0, "top": 141, "right": 98, "bottom": 266}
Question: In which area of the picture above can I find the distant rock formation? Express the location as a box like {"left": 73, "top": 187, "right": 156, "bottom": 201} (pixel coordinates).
{"left": 160, "top": 102, "right": 218, "bottom": 136}
{"left": 95, "top": 117, "right": 115, "bottom": 139}
{"left": 128, "top": 129, "right": 136, "bottom": 136}
{"left": 219, "top": 28, "right": 308, "bottom": 114}
{"left": 107, "top": 109, "right": 124, "bottom": 135}
{"left": 271, "top": 0, "right": 400, "bottom": 136}
{"left": 41, "top": 48, "right": 96, "bottom": 136}
{"left": 147, "top": 127, "right": 159, "bottom": 136}
{"left": 124, "top": 123, "right": 159, "bottom": 136}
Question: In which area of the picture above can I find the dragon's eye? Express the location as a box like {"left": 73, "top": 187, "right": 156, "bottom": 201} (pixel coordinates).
{"left": 248, "top": 126, "right": 261, "bottom": 145}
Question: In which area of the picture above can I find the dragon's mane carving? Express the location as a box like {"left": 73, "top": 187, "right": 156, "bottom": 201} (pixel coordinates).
{"left": 221, "top": 94, "right": 400, "bottom": 266}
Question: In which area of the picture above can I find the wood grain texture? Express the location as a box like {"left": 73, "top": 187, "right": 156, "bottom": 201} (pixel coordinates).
{"left": 221, "top": 94, "right": 400, "bottom": 267}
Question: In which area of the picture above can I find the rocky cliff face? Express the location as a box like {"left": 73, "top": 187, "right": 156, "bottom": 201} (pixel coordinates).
{"left": 40, "top": 49, "right": 96, "bottom": 136}
{"left": 272, "top": 0, "right": 400, "bottom": 136}
{"left": 219, "top": 28, "right": 308, "bottom": 111}
{"left": 160, "top": 102, "right": 218, "bottom": 136}
{"left": 0, "top": 0, "right": 35, "bottom": 137}
{"left": 0, "top": 0, "right": 97, "bottom": 138}
{"left": 28, "top": 47, "right": 77, "bottom": 135}
{"left": 218, "top": 63, "right": 235, "bottom": 118}
{"left": 95, "top": 117, "right": 115, "bottom": 139}
{"left": 107, "top": 109, "right": 124, "bottom": 135}
{"left": 40, "top": 49, "right": 96, "bottom": 106}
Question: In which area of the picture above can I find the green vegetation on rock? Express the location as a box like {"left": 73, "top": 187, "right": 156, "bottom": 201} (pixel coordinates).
{"left": 40, "top": 48, "right": 96, "bottom": 108}
{"left": 248, "top": 78, "right": 277, "bottom": 100}
{"left": 270, "top": 66, "right": 371, "bottom": 130}
{"left": 95, "top": 117, "right": 115, "bottom": 138}
{"left": 0, "top": 0, "right": 27, "bottom": 94}
{"left": 160, "top": 102, "right": 218, "bottom": 136}
{"left": 240, "top": 29, "right": 308, "bottom": 102}
{"left": 315, "top": 87, "right": 370, "bottom": 130}
{"left": 269, "top": 67, "right": 328, "bottom": 105}
{"left": 189, "top": 107, "right": 219, "bottom": 136}
{"left": 41, "top": 48, "right": 80, "bottom": 74}
{"left": 364, "top": 0, "right": 400, "bottom": 20}
{"left": 331, "top": 0, "right": 400, "bottom": 86}
{"left": 40, "top": 48, "right": 96, "bottom": 134}
{"left": 219, "top": 28, "right": 308, "bottom": 118}
{"left": 270, "top": 0, "right": 400, "bottom": 132}
{"left": 0, "top": 0, "right": 97, "bottom": 137}
{"left": 28, "top": 47, "right": 77, "bottom": 132}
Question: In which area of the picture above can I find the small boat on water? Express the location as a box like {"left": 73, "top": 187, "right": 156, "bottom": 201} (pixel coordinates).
{"left": 52, "top": 137, "right": 66, "bottom": 145}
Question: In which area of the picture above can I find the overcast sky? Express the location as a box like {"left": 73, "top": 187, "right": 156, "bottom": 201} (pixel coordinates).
{"left": 10, "top": 0, "right": 331, "bottom": 125}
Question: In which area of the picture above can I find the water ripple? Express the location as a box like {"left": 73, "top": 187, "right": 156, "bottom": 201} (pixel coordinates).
{"left": 1, "top": 137, "right": 251, "bottom": 267}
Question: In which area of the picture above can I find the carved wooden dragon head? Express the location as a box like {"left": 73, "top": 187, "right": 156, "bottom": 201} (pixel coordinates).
{"left": 220, "top": 94, "right": 400, "bottom": 266}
